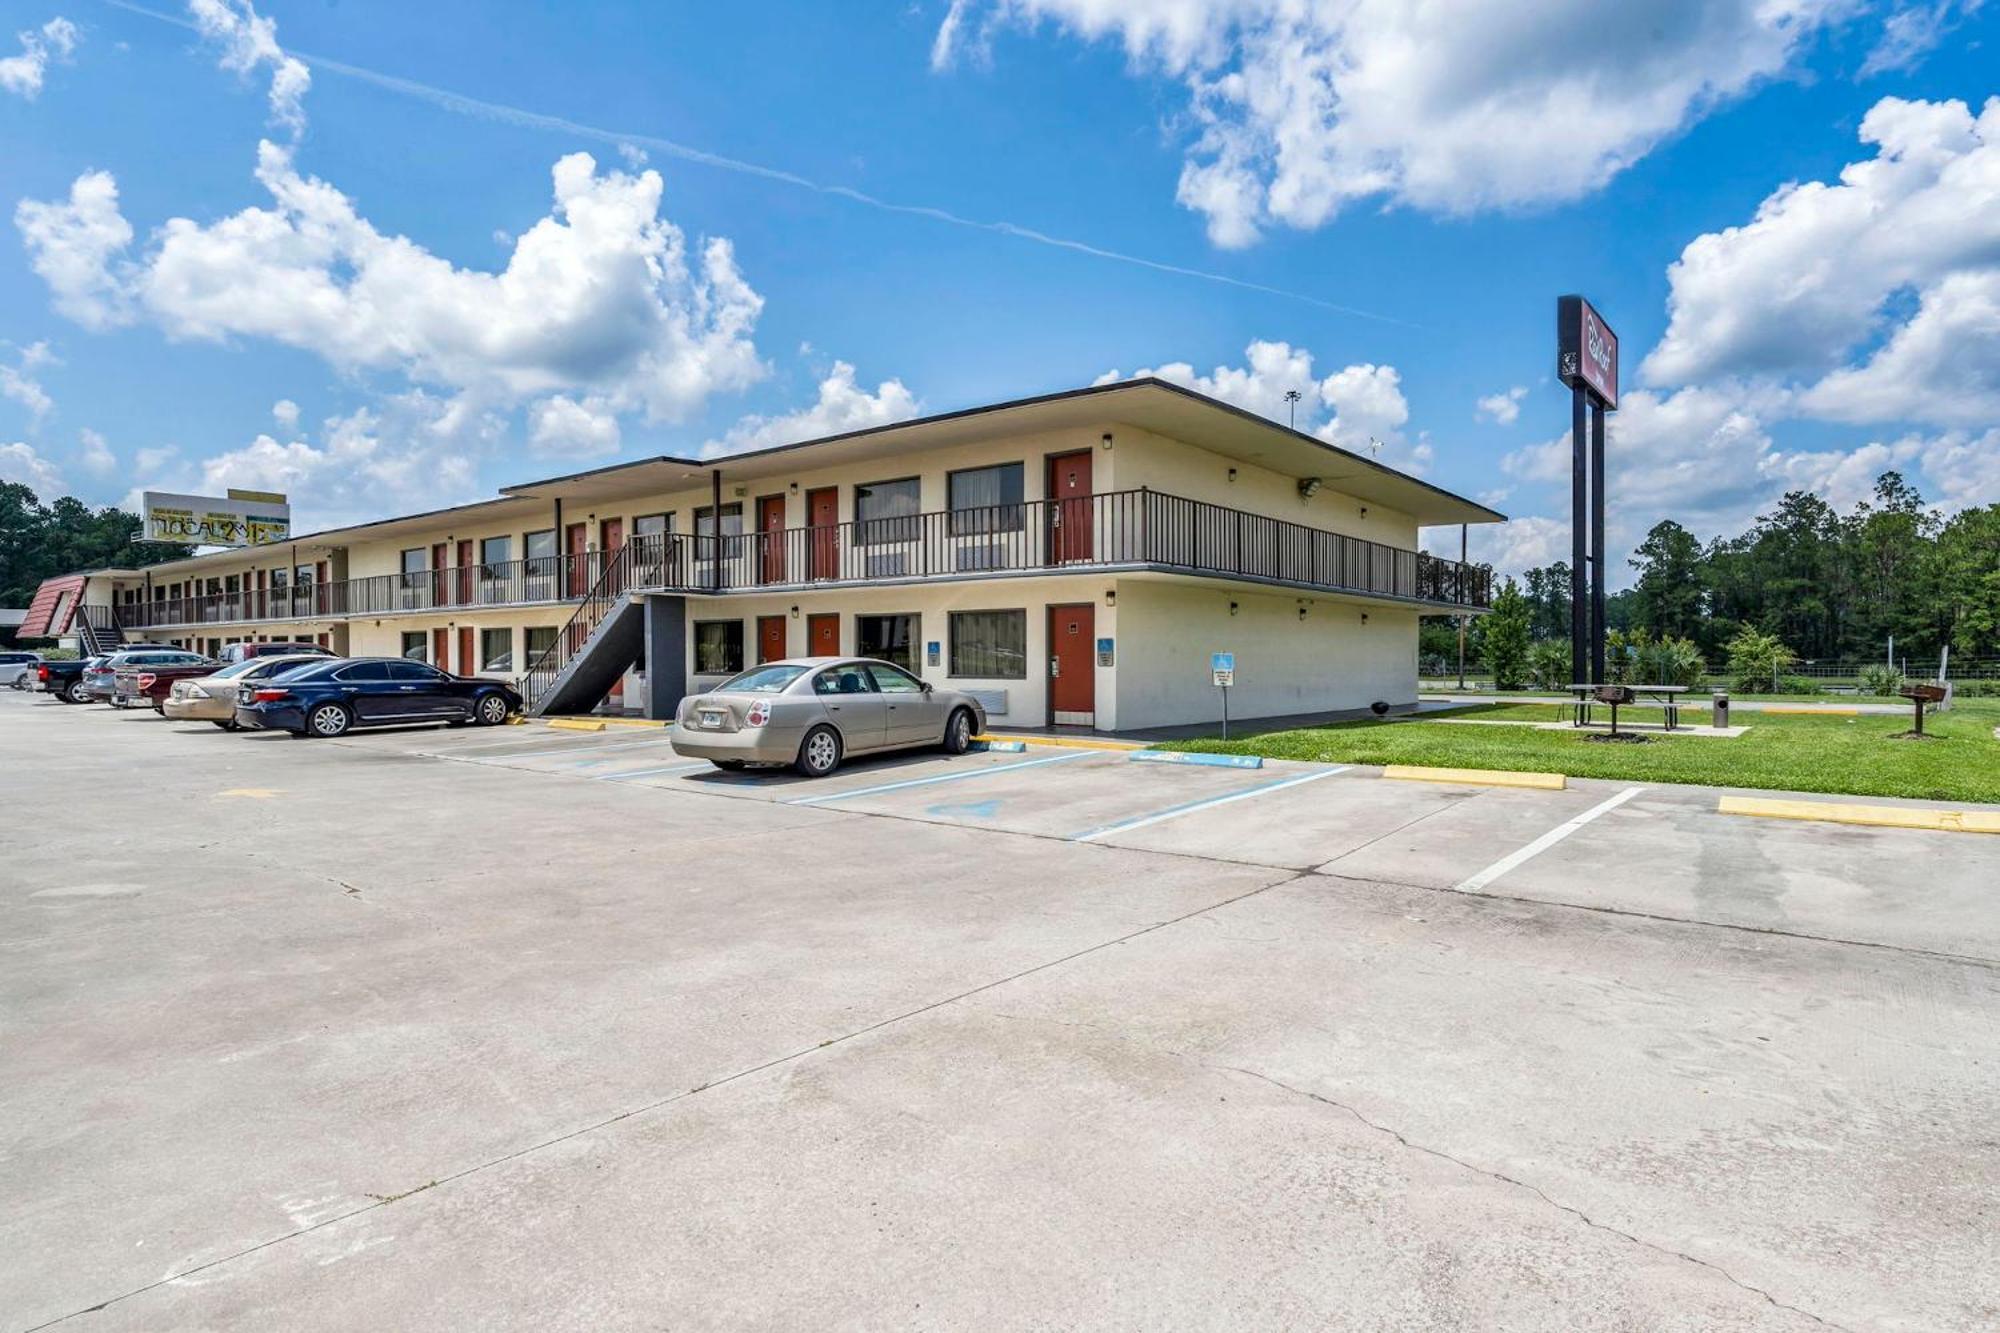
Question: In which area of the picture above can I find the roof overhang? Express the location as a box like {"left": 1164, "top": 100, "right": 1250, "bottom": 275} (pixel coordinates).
{"left": 505, "top": 379, "right": 1506, "bottom": 527}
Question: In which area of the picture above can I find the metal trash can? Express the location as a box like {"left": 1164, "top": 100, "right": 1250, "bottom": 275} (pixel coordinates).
{"left": 1712, "top": 690, "right": 1729, "bottom": 728}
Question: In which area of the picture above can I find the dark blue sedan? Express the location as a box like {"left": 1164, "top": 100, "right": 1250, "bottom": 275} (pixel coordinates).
{"left": 234, "top": 657, "right": 522, "bottom": 737}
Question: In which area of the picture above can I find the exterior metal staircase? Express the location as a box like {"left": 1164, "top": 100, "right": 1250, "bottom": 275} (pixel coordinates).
{"left": 73, "top": 604, "right": 127, "bottom": 656}
{"left": 522, "top": 540, "right": 643, "bottom": 716}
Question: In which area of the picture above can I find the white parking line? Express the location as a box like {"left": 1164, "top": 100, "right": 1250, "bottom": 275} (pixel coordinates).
{"left": 1453, "top": 786, "right": 1647, "bottom": 894}
{"left": 1070, "top": 766, "right": 1351, "bottom": 842}
{"left": 591, "top": 760, "right": 711, "bottom": 781}
{"left": 786, "top": 751, "right": 1091, "bottom": 805}
{"left": 452, "top": 734, "right": 673, "bottom": 762}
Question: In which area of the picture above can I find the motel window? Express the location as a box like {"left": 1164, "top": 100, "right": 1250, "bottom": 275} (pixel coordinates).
{"left": 401, "top": 548, "right": 427, "bottom": 578}
{"left": 524, "top": 529, "right": 556, "bottom": 577}
{"left": 400, "top": 631, "right": 427, "bottom": 661}
{"left": 854, "top": 477, "right": 920, "bottom": 546}
{"left": 856, "top": 613, "right": 919, "bottom": 673}
{"left": 693, "top": 504, "right": 743, "bottom": 559}
{"left": 479, "top": 536, "right": 512, "bottom": 574}
{"left": 948, "top": 462, "right": 1024, "bottom": 535}
{"left": 950, "top": 610, "right": 1027, "bottom": 679}
{"left": 479, "top": 627, "right": 514, "bottom": 673}
{"left": 694, "top": 620, "right": 744, "bottom": 675}
{"left": 634, "top": 512, "right": 672, "bottom": 538}
{"left": 524, "top": 626, "right": 557, "bottom": 667}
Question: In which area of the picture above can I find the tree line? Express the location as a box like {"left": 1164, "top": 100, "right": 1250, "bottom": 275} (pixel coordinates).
{"left": 1425, "top": 472, "right": 2000, "bottom": 688}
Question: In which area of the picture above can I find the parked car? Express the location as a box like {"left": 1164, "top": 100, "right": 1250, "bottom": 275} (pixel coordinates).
{"left": 217, "top": 641, "right": 337, "bottom": 665}
{"left": 163, "top": 655, "right": 329, "bottom": 729}
{"left": 34, "top": 658, "right": 90, "bottom": 703}
{"left": 233, "top": 657, "right": 521, "bottom": 737}
{"left": 672, "top": 657, "right": 986, "bottom": 777}
{"left": 86, "top": 649, "right": 216, "bottom": 706}
{"left": 0, "top": 650, "right": 43, "bottom": 687}
{"left": 115, "top": 656, "right": 229, "bottom": 712}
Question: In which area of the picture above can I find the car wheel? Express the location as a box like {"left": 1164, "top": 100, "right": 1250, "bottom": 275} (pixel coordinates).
{"left": 306, "top": 702, "right": 352, "bottom": 738}
{"left": 212, "top": 719, "right": 240, "bottom": 731}
{"left": 152, "top": 701, "right": 165, "bottom": 714}
{"left": 64, "top": 679, "right": 90, "bottom": 704}
{"left": 794, "top": 724, "right": 842, "bottom": 778}
{"left": 474, "top": 693, "right": 511, "bottom": 726}
{"left": 710, "top": 759, "right": 747, "bottom": 772}
{"left": 941, "top": 707, "right": 975, "bottom": 755}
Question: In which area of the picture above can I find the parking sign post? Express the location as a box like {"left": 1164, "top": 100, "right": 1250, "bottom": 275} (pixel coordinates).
{"left": 1211, "top": 652, "right": 1235, "bottom": 740}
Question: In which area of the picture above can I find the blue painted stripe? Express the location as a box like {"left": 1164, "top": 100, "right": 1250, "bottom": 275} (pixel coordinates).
{"left": 1069, "top": 766, "right": 1351, "bottom": 842}
{"left": 786, "top": 750, "right": 1091, "bottom": 805}
{"left": 591, "top": 760, "right": 713, "bottom": 781}
{"left": 1127, "top": 749, "right": 1263, "bottom": 770}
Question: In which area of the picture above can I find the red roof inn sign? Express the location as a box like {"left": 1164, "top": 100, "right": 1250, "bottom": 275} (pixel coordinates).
{"left": 1557, "top": 294, "right": 1618, "bottom": 408}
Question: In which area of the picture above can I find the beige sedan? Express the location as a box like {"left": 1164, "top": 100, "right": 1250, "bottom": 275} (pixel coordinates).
{"left": 163, "top": 654, "right": 334, "bottom": 730}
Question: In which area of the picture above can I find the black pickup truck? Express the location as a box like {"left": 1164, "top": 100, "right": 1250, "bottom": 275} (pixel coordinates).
{"left": 33, "top": 658, "right": 92, "bottom": 703}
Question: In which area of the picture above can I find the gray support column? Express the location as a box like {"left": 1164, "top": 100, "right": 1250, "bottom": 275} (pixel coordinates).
{"left": 1570, "top": 384, "right": 1589, "bottom": 686}
{"left": 642, "top": 594, "right": 687, "bottom": 721}
{"left": 1590, "top": 398, "right": 1607, "bottom": 686}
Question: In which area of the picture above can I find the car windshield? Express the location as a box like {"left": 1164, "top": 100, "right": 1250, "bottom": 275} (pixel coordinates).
{"left": 211, "top": 658, "right": 273, "bottom": 679}
{"left": 717, "top": 664, "right": 809, "bottom": 693}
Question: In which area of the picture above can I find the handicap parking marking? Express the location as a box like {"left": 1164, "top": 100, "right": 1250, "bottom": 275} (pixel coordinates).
{"left": 1069, "top": 766, "right": 1352, "bottom": 843}
{"left": 785, "top": 750, "right": 1092, "bottom": 806}
{"left": 1452, "top": 785, "right": 1647, "bottom": 894}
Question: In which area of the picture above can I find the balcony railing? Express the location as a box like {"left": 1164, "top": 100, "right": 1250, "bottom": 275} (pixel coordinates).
{"left": 116, "top": 490, "right": 1491, "bottom": 631}
{"left": 117, "top": 552, "right": 604, "bottom": 630}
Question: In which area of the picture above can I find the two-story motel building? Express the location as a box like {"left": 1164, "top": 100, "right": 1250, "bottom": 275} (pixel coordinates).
{"left": 26, "top": 379, "right": 1501, "bottom": 731}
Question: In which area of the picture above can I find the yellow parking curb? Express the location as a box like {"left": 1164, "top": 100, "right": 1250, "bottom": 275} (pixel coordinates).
{"left": 597, "top": 717, "right": 668, "bottom": 729}
{"left": 1718, "top": 795, "right": 2000, "bottom": 834}
{"left": 975, "top": 733, "right": 1147, "bottom": 753}
{"left": 545, "top": 718, "right": 606, "bottom": 733}
{"left": 1383, "top": 764, "right": 1566, "bottom": 790}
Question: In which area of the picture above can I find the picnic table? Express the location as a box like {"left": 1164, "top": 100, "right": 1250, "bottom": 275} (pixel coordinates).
{"left": 1567, "top": 683, "right": 1690, "bottom": 731}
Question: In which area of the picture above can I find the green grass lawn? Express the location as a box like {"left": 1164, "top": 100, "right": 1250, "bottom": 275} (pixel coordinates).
{"left": 1162, "top": 699, "right": 2000, "bottom": 804}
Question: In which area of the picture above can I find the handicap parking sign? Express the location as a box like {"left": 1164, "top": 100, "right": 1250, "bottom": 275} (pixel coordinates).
{"left": 1211, "top": 651, "right": 1234, "bottom": 688}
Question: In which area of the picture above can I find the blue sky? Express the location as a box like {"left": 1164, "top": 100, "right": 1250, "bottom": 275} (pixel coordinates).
{"left": 2, "top": 0, "right": 1996, "bottom": 583}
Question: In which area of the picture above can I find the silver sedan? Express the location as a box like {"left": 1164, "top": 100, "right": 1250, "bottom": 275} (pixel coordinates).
{"left": 672, "top": 657, "right": 987, "bottom": 777}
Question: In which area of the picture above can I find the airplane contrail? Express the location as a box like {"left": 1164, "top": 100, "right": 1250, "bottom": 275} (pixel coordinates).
{"left": 99, "top": 0, "right": 1414, "bottom": 329}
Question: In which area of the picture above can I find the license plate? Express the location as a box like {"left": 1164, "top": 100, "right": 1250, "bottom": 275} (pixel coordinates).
{"left": 699, "top": 710, "right": 725, "bottom": 728}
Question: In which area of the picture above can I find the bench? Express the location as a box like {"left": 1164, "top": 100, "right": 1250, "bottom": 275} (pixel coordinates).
{"left": 1568, "top": 683, "right": 1690, "bottom": 732}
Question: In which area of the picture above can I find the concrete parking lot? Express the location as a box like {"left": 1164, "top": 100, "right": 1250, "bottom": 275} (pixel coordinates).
{"left": 5, "top": 690, "right": 1999, "bottom": 1330}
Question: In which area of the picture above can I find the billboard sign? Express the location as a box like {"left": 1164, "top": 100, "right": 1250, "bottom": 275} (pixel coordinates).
{"left": 1556, "top": 295, "right": 1619, "bottom": 408}
{"left": 141, "top": 490, "right": 291, "bottom": 547}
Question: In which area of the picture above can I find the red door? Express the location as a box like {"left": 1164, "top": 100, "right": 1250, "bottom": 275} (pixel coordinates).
{"left": 757, "top": 495, "right": 787, "bottom": 584}
{"left": 253, "top": 568, "right": 266, "bottom": 620}
{"left": 431, "top": 542, "right": 449, "bottom": 606}
{"left": 565, "top": 524, "right": 589, "bottom": 597}
{"left": 600, "top": 518, "right": 626, "bottom": 701}
{"left": 807, "top": 613, "right": 839, "bottom": 658}
{"left": 757, "top": 615, "right": 787, "bottom": 664}
{"left": 1048, "top": 603, "right": 1095, "bottom": 725}
{"left": 456, "top": 540, "right": 474, "bottom": 605}
{"left": 806, "top": 487, "right": 839, "bottom": 581}
{"left": 1047, "top": 451, "right": 1093, "bottom": 563}
{"left": 431, "top": 627, "right": 448, "bottom": 670}
{"left": 458, "top": 626, "right": 475, "bottom": 676}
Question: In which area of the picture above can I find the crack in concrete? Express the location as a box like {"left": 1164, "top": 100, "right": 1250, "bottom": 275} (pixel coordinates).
{"left": 1221, "top": 1065, "right": 1855, "bottom": 1333}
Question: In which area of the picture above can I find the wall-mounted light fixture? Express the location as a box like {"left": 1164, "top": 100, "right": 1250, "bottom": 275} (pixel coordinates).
{"left": 1229, "top": 601, "right": 1239, "bottom": 617}
{"left": 789, "top": 482, "right": 799, "bottom": 495}
{"left": 790, "top": 605, "right": 799, "bottom": 619}
{"left": 1359, "top": 505, "right": 1369, "bottom": 519}
{"left": 1227, "top": 467, "right": 1238, "bottom": 484}
{"left": 1101, "top": 432, "right": 1114, "bottom": 450}
{"left": 1298, "top": 605, "right": 1308, "bottom": 621}
{"left": 1105, "top": 590, "right": 1116, "bottom": 606}
{"left": 1297, "top": 477, "right": 1323, "bottom": 499}
{"left": 1360, "top": 611, "right": 1369, "bottom": 624}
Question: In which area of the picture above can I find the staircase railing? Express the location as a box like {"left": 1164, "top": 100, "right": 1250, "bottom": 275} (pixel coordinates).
{"left": 520, "top": 539, "right": 642, "bottom": 710}
{"left": 73, "top": 604, "right": 125, "bottom": 656}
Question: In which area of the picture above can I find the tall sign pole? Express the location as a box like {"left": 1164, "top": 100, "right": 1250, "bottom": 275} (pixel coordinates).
{"left": 1557, "top": 295, "right": 1619, "bottom": 686}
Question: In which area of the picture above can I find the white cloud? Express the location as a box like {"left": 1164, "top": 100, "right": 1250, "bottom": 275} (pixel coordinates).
{"left": 1860, "top": 1, "right": 1978, "bottom": 77}
{"left": 1797, "top": 268, "right": 2000, "bottom": 425}
{"left": 1645, "top": 96, "right": 2000, "bottom": 403}
{"left": 189, "top": 0, "right": 309, "bottom": 137}
{"left": 15, "top": 170, "right": 135, "bottom": 330}
{"left": 76, "top": 426, "right": 116, "bottom": 475}
{"left": 1923, "top": 427, "right": 2000, "bottom": 510}
{"left": 1097, "top": 338, "right": 1428, "bottom": 470}
{"left": 939, "top": 1, "right": 1850, "bottom": 246}
{"left": 270, "top": 398, "right": 298, "bottom": 431}
{"left": 1, "top": 341, "right": 56, "bottom": 425}
{"left": 0, "top": 15, "right": 78, "bottom": 100}
{"left": 1475, "top": 386, "right": 1528, "bottom": 425}
{"left": 527, "top": 394, "right": 622, "bottom": 457}
{"left": 702, "top": 361, "right": 918, "bottom": 459}
{"left": 18, "top": 145, "right": 769, "bottom": 424}
{"left": 1440, "top": 513, "right": 1570, "bottom": 581}
{"left": 0, "top": 440, "right": 66, "bottom": 495}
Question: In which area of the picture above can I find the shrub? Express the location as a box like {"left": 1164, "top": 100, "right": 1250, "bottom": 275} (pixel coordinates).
{"left": 1725, "top": 626, "right": 1797, "bottom": 693}
{"left": 1648, "top": 636, "right": 1707, "bottom": 688}
{"left": 1528, "top": 640, "right": 1570, "bottom": 690}
{"left": 1858, "top": 663, "right": 1903, "bottom": 696}
{"left": 1483, "top": 579, "right": 1533, "bottom": 690}
{"left": 1775, "top": 674, "right": 1825, "bottom": 695}
{"left": 1952, "top": 679, "right": 2000, "bottom": 697}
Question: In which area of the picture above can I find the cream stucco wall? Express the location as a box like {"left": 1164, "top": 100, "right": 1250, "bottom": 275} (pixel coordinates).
{"left": 1107, "top": 578, "right": 1418, "bottom": 732}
